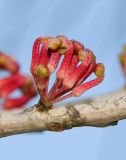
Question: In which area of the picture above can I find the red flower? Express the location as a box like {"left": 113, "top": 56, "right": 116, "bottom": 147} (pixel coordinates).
{"left": 2, "top": 74, "right": 37, "bottom": 110}
{"left": 0, "top": 52, "right": 37, "bottom": 110}
{"left": 31, "top": 35, "right": 105, "bottom": 108}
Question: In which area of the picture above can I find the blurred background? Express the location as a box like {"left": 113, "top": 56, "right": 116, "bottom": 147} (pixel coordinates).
{"left": 0, "top": 0, "right": 126, "bottom": 159}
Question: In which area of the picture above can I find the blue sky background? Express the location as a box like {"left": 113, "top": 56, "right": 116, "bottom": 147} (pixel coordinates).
{"left": 0, "top": 0, "right": 126, "bottom": 160}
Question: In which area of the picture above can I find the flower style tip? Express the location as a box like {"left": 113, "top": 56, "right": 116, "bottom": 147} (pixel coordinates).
{"left": 31, "top": 35, "right": 105, "bottom": 108}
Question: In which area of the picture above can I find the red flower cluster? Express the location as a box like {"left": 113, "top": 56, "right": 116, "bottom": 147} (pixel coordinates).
{"left": 31, "top": 35, "right": 105, "bottom": 108}
{"left": 0, "top": 52, "right": 37, "bottom": 110}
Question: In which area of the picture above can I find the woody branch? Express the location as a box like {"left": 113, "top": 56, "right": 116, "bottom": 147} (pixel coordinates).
{"left": 0, "top": 88, "right": 126, "bottom": 138}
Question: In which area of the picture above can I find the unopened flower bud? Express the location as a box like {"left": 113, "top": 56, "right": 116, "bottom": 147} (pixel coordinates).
{"left": 36, "top": 65, "right": 48, "bottom": 78}
{"left": 94, "top": 63, "right": 105, "bottom": 77}
{"left": 48, "top": 38, "right": 61, "bottom": 50}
